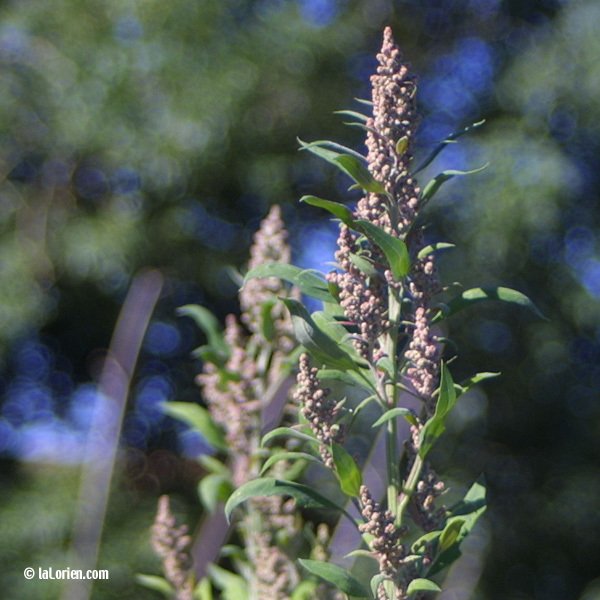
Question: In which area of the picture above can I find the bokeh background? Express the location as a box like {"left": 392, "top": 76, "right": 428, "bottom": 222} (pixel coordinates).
{"left": 1, "top": 0, "right": 599, "bottom": 598}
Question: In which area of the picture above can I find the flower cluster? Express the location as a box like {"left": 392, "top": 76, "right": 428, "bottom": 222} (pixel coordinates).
{"left": 359, "top": 485, "right": 406, "bottom": 599}
{"left": 151, "top": 495, "right": 193, "bottom": 600}
{"left": 294, "top": 353, "right": 344, "bottom": 467}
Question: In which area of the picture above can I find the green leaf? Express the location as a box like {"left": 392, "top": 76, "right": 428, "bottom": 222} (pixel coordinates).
{"left": 224, "top": 478, "right": 350, "bottom": 523}
{"left": 260, "top": 451, "right": 321, "bottom": 475}
{"left": 299, "top": 139, "right": 385, "bottom": 194}
{"left": 244, "top": 263, "right": 332, "bottom": 302}
{"left": 413, "top": 119, "right": 486, "bottom": 174}
{"left": 261, "top": 426, "right": 317, "bottom": 447}
{"left": 281, "top": 298, "right": 366, "bottom": 370}
{"left": 177, "top": 305, "right": 228, "bottom": 356}
{"left": 194, "top": 577, "right": 213, "bottom": 600}
{"left": 458, "top": 371, "right": 501, "bottom": 394}
{"left": 331, "top": 443, "right": 362, "bottom": 497}
{"left": 198, "top": 455, "right": 230, "bottom": 476}
{"left": 406, "top": 578, "right": 441, "bottom": 595}
{"left": 419, "top": 364, "right": 457, "bottom": 458}
{"left": 300, "top": 138, "right": 367, "bottom": 162}
{"left": 135, "top": 574, "right": 173, "bottom": 597}
{"left": 420, "top": 164, "right": 488, "bottom": 205}
{"left": 298, "top": 559, "right": 369, "bottom": 598}
{"left": 372, "top": 407, "right": 417, "bottom": 428}
{"left": 291, "top": 581, "right": 319, "bottom": 600}
{"left": 349, "top": 253, "right": 379, "bottom": 278}
{"left": 428, "top": 478, "right": 487, "bottom": 576}
{"left": 207, "top": 565, "right": 248, "bottom": 600}
{"left": 334, "top": 109, "right": 369, "bottom": 123}
{"left": 439, "top": 518, "right": 465, "bottom": 552}
{"left": 198, "top": 473, "right": 233, "bottom": 513}
{"left": 354, "top": 220, "right": 410, "bottom": 280}
{"left": 431, "top": 286, "right": 545, "bottom": 323}
{"left": 370, "top": 574, "right": 388, "bottom": 599}
{"left": 417, "top": 243, "right": 455, "bottom": 260}
{"left": 162, "top": 402, "right": 227, "bottom": 451}
{"left": 300, "top": 195, "right": 354, "bottom": 224}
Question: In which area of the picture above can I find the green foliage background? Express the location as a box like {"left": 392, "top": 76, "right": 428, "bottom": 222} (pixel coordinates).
{"left": 1, "top": 0, "right": 599, "bottom": 598}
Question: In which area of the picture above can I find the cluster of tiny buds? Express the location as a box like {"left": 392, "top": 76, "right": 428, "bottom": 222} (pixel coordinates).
{"left": 294, "top": 353, "right": 343, "bottom": 467}
{"left": 359, "top": 485, "right": 406, "bottom": 581}
{"left": 151, "top": 495, "right": 193, "bottom": 600}
{"left": 328, "top": 225, "right": 388, "bottom": 357}
{"left": 239, "top": 204, "right": 296, "bottom": 351}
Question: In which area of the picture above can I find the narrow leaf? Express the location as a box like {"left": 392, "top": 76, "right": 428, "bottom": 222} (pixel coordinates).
{"left": 299, "top": 139, "right": 385, "bottom": 194}
{"left": 260, "top": 451, "right": 320, "bottom": 476}
{"left": 349, "top": 253, "right": 379, "bottom": 278}
{"left": 300, "top": 195, "right": 354, "bottom": 224}
{"left": 281, "top": 298, "right": 366, "bottom": 370}
{"left": 413, "top": 119, "right": 486, "bottom": 174}
{"left": 420, "top": 164, "right": 488, "bottom": 205}
{"left": 334, "top": 109, "right": 369, "bottom": 123}
{"left": 261, "top": 426, "right": 317, "bottom": 447}
{"left": 198, "top": 474, "right": 232, "bottom": 513}
{"left": 431, "top": 286, "right": 545, "bottom": 323}
{"left": 177, "top": 305, "right": 228, "bottom": 356}
{"left": 419, "top": 364, "right": 456, "bottom": 458}
{"left": 372, "top": 408, "right": 417, "bottom": 428}
{"left": 354, "top": 220, "right": 410, "bottom": 280}
{"left": 439, "top": 518, "right": 465, "bottom": 552}
{"left": 135, "top": 574, "right": 173, "bottom": 597}
{"left": 162, "top": 402, "right": 226, "bottom": 451}
{"left": 224, "top": 478, "right": 349, "bottom": 523}
{"left": 298, "top": 559, "right": 369, "bottom": 598}
{"left": 417, "top": 243, "right": 455, "bottom": 260}
{"left": 406, "top": 578, "right": 441, "bottom": 595}
{"left": 332, "top": 443, "right": 362, "bottom": 497}
{"left": 244, "top": 263, "right": 332, "bottom": 302}
{"left": 207, "top": 565, "right": 248, "bottom": 600}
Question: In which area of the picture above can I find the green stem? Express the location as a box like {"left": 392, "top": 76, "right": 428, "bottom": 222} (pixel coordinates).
{"left": 397, "top": 452, "right": 424, "bottom": 525}
{"left": 383, "top": 288, "right": 402, "bottom": 521}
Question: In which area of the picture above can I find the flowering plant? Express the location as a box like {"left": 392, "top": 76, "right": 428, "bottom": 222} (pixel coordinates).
{"left": 142, "top": 27, "right": 541, "bottom": 600}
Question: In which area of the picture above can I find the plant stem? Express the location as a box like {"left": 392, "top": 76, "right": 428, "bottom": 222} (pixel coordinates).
{"left": 383, "top": 288, "right": 402, "bottom": 521}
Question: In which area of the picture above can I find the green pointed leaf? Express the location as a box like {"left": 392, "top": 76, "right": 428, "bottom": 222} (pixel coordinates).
{"left": 291, "top": 581, "right": 319, "bottom": 600}
{"left": 420, "top": 164, "right": 488, "bottom": 205}
{"left": 177, "top": 305, "right": 228, "bottom": 356}
{"left": 299, "top": 138, "right": 367, "bottom": 162}
{"left": 428, "top": 478, "right": 487, "bottom": 576}
{"left": 417, "top": 243, "right": 455, "bottom": 260}
{"left": 135, "top": 574, "right": 173, "bottom": 597}
{"left": 413, "top": 119, "right": 486, "bottom": 174}
{"left": 298, "top": 559, "right": 369, "bottom": 598}
{"left": 224, "top": 478, "right": 349, "bottom": 523}
{"left": 371, "top": 574, "right": 388, "bottom": 599}
{"left": 372, "top": 407, "right": 417, "bottom": 428}
{"left": 260, "top": 451, "right": 320, "bottom": 475}
{"left": 354, "top": 220, "right": 410, "bottom": 280}
{"left": 299, "top": 139, "right": 385, "bottom": 194}
{"left": 198, "top": 473, "right": 233, "bottom": 513}
{"left": 281, "top": 298, "right": 366, "bottom": 369}
{"left": 431, "top": 286, "right": 545, "bottom": 323}
{"left": 162, "top": 402, "right": 227, "bottom": 451}
{"left": 198, "top": 455, "right": 230, "bottom": 477}
{"left": 300, "top": 195, "right": 354, "bottom": 224}
{"left": 439, "top": 518, "right": 465, "bottom": 552}
{"left": 349, "top": 253, "right": 379, "bottom": 278}
{"left": 244, "top": 263, "right": 332, "bottom": 302}
{"left": 194, "top": 577, "right": 213, "bottom": 600}
{"left": 332, "top": 443, "right": 362, "bottom": 497}
{"left": 419, "top": 364, "right": 457, "bottom": 458}
{"left": 261, "top": 426, "right": 317, "bottom": 447}
{"left": 406, "top": 578, "right": 441, "bottom": 595}
{"left": 207, "top": 565, "right": 248, "bottom": 600}
{"left": 334, "top": 109, "right": 369, "bottom": 123}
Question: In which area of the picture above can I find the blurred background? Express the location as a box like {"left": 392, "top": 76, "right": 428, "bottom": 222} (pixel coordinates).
{"left": 1, "top": 0, "right": 599, "bottom": 598}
